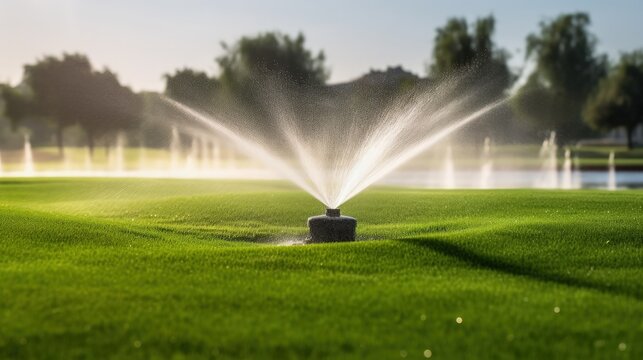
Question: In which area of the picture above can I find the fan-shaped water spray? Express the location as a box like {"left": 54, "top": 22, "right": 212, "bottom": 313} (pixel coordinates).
{"left": 161, "top": 72, "right": 508, "bottom": 211}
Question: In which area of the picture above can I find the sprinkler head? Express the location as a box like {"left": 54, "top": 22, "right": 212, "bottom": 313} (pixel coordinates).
{"left": 326, "top": 208, "right": 341, "bottom": 217}
{"left": 307, "top": 208, "right": 357, "bottom": 243}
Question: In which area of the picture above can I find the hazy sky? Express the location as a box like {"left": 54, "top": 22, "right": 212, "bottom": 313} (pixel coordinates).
{"left": 1, "top": 0, "right": 642, "bottom": 91}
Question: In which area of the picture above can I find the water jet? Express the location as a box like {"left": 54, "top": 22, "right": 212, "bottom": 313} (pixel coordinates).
{"left": 479, "top": 137, "right": 493, "bottom": 189}
{"left": 561, "top": 148, "right": 573, "bottom": 189}
{"left": 307, "top": 208, "right": 356, "bottom": 243}
{"left": 608, "top": 151, "right": 616, "bottom": 190}
{"left": 23, "top": 134, "right": 34, "bottom": 175}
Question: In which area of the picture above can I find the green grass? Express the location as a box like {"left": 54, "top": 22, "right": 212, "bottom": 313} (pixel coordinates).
{"left": 0, "top": 178, "right": 641, "bottom": 359}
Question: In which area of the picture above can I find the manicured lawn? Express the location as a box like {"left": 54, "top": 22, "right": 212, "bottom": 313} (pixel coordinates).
{"left": 0, "top": 178, "right": 641, "bottom": 359}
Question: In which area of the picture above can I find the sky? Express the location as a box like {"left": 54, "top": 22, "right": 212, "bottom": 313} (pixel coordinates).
{"left": 1, "top": 0, "right": 642, "bottom": 92}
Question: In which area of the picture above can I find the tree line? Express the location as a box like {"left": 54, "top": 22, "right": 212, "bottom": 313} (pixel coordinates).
{"left": 1, "top": 55, "right": 141, "bottom": 155}
{"left": 1, "top": 12, "right": 642, "bottom": 152}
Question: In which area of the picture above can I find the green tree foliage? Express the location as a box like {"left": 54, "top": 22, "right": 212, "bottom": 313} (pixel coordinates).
{"left": 214, "top": 32, "right": 330, "bottom": 136}
{"left": 78, "top": 70, "right": 142, "bottom": 153}
{"left": 430, "top": 18, "right": 475, "bottom": 76}
{"left": 584, "top": 51, "right": 643, "bottom": 149}
{"left": 24, "top": 54, "right": 92, "bottom": 153}
{"left": 429, "top": 15, "right": 511, "bottom": 89}
{"left": 217, "top": 32, "right": 329, "bottom": 89}
{"left": 513, "top": 13, "right": 607, "bottom": 141}
{"left": 23, "top": 54, "right": 141, "bottom": 154}
{"left": 428, "top": 16, "right": 513, "bottom": 142}
{"left": 164, "top": 69, "right": 218, "bottom": 109}
{"left": 0, "top": 84, "right": 35, "bottom": 129}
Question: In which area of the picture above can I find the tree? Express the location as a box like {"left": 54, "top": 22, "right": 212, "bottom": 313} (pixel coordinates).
{"left": 214, "top": 32, "right": 330, "bottom": 135}
{"left": 217, "top": 32, "right": 329, "bottom": 90}
{"left": 24, "top": 54, "right": 95, "bottom": 154}
{"left": 164, "top": 68, "right": 218, "bottom": 109}
{"left": 430, "top": 18, "right": 474, "bottom": 76}
{"left": 0, "top": 84, "right": 35, "bottom": 129}
{"left": 77, "top": 70, "right": 142, "bottom": 154}
{"left": 427, "top": 16, "right": 513, "bottom": 142}
{"left": 584, "top": 51, "right": 643, "bottom": 149}
{"left": 513, "top": 13, "right": 607, "bottom": 141}
{"left": 428, "top": 15, "right": 511, "bottom": 90}
{"left": 22, "top": 54, "right": 141, "bottom": 155}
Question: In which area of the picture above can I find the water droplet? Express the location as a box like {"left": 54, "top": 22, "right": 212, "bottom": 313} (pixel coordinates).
{"left": 554, "top": 306, "right": 560, "bottom": 313}
{"left": 618, "top": 343, "right": 627, "bottom": 351}
{"left": 423, "top": 349, "right": 433, "bottom": 358}
{"left": 456, "top": 317, "right": 463, "bottom": 324}
{"left": 133, "top": 340, "right": 142, "bottom": 348}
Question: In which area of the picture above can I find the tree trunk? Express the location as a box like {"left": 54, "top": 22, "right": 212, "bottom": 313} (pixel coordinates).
{"left": 56, "top": 125, "right": 64, "bottom": 157}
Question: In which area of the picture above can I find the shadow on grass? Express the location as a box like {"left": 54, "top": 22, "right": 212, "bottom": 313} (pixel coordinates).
{"left": 401, "top": 237, "right": 641, "bottom": 300}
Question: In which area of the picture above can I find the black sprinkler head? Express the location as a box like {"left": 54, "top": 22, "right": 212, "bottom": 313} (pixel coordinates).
{"left": 307, "top": 208, "right": 357, "bottom": 243}
{"left": 326, "top": 208, "right": 341, "bottom": 217}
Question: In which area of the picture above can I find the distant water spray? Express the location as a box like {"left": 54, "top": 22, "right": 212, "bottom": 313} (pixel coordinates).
{"left": 23, "top": 134, "right": 34, "bottom": 175}
{"left": 479, "top": 137, "right": 493, "bottom": 189}
{"left": 573, "top": 155, "right": 582, "bottom": 189}
{"left": 186, "top": 138, "right": 199, "bottom": 172}
{"left": 561, "top": 149, "right": 573, "bottom": 189}
{"left": 138, "top": 145, "right": 147, "bottom": 171}
{"left": 607, "top": 151, "right": 616, "bottom": 191}
{"left": 115, "top": 132, "right": 126, "bottom": 173}
{"left": 170, "top": 126, "right": 181, "bottom": 171}
{"left": 63, "top": 151, "right": 72, "bottom": 172}
{"left": 200, "top": 137, "right": 209, "bottom": 170}
{"left": 162, "top": 77, "right": 508, "bottom": 208}
{"left": 537, "top": 132, "right": 558, "bottom": 188}
{"left": 212, "top": 141, "right": 221, "bottom": 169}
{"left": 442, "top": 145, "right": 455, "bottom": 189}
{"left": 84, "top": 147, "right": 93, "bottom": 171}
{"left": 226, "top": 148, "right": 237, "bottom": 169}
{"left": 536, "top": 138, "right": 549, "bottom": 187}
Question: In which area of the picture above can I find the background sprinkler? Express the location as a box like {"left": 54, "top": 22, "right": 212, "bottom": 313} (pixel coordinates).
{"left": 307, "top": 208, "right": 357, "bottom": 243}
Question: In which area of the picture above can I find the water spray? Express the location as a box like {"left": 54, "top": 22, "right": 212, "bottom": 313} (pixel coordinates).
{"left": 160, "top": 75, "right": 510, "bottom": 244}
{"left": 307, "top": 208, "right": 356, "bottom": 243}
